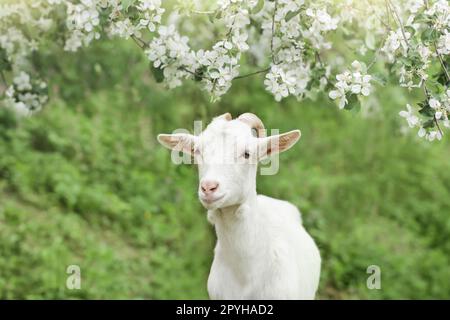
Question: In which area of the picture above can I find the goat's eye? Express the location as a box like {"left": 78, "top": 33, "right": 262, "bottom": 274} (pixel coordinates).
{"left": 243, "top": 151, "right": 250, "bottom": 159}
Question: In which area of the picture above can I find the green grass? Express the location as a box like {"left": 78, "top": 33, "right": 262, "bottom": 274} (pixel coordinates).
{"left": 0, "top": 40, "right": 449, "bottom": 299}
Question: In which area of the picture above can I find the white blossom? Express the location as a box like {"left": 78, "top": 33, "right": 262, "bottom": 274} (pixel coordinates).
{"left": 429, "top": 98, "right": 441, "bottom": 109}
{"left": 382, "top": 29, "right": 411, "bottom": 61}
{"left": 399, "top": 104, "right": 419, "bottom": 128}
{"left": 64, "top": 0, "right": 101, "bottom": 51}
{"left": 437, "top": 30, "right": 450, "bottom": 55}
{"left": 13, "top": 72, "right": 32, "bottom": 91}
{"left": 329, "top": 60, "right": 372, "bottom": 109}
{"left": 0, "top": 0, "right": 449, "bottom": 143}
{"left": 329, "top": 83, "right": 348, "bottom": 109}
{"left": 406, "top": 0, "right": 424, "bottom": 13}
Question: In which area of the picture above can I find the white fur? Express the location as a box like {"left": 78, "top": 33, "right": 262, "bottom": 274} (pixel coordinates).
{"left": 158, "top": 115, "right": 321, "bottom": 300}
{"left": 207, "top": 195, "right": 321, "bottom": 300}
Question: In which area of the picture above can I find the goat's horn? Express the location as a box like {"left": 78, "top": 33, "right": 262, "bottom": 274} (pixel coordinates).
{"left": 238, "top": 113, "right": 266, "bottom": 137}
{"left": 217, "top": 112, "right": 232, "bottom": 121}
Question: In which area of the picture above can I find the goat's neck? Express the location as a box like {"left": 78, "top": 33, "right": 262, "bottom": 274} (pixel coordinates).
{"left": 210, "top": 193, "right": 268, "bottom": 259}
{"left": 215, "top": 193, "right": 258, "bottom": 226}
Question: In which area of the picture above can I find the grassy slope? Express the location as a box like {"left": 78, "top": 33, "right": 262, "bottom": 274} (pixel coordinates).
{"left": 0, "top": 41, "right": 449, "bottom": 299}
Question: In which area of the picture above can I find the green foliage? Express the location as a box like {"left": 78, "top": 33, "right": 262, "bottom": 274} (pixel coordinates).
{"left": 0, "top": 40, "right": 449, "bottom": 299}
{"left": 252, "top": 0, "right": 265, "bottom": 14}
{"left": 150, "top": 64, "right": 165, "bottom": 83}
{"left": 122, "top": 0, "right": 138, "bottom": 12}
{"left": 0, "top": 48, "right": 12, "bottom": 72}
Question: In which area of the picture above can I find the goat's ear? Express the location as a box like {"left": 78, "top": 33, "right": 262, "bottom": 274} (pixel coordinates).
{"left": 257, "top": 130, "right": 301, "bottom": 159}
{"left": 157, "top": 133, "right": 196, "bottom": 155}
{"left": 215, "top": 112, "right": 232, "bottom": 121}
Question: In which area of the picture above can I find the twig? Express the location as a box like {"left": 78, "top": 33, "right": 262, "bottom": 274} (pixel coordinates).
{"left": 179, "top": 66, "right": 210, "bottom": 80}
{"left": 131, "top": 34, "right": 147, "bottom": 49}
{"left": 270, "top": 0, "right": 278, "bottom": 64}
{"left": 423, "top": 84, "right": 444, "bottom": 136}
{"left": 423, "top": 0, "right": 444, "bottom": 136}
{"left": 422, "top": 0, "right": 450, "bottom": 82}
{"left": 367, "top": 1, "right": 394, "bottom": 71}
{"left": 0, "top": 70, "right": 7, "bottom": 86}
{"left": 191, "top": 9, "right": 215, "bottom": 15}
{"left": 0, "top": 70, "right": 7, "bottom": 95}
{"left": 433, "top": 41, "right": 450, "bottom": 82}
{"left": 315, "top": 52, "right": 330, "bottom": 82}
{"left": 361, "top": 4, "right": 391, "bottom": 30}
{"left": 434, "top": 114, "right": 444, "bottom": 136}
{"left": 225, "top": 9, "right": 238, "bottom": 38}
{"left": 315, "top": 51, "right": 323, "bottom": 65}
{"left": 116, "top": 8, "right": 148, "bottom": 49}
{"left": 181, "top": 65, "right": 271, "bottom": 81}
{"left": 234, "top": 67, "right": 271, "bottom": 80}
{"left": 386, "top": 0, "right": 409, "bottom": 48}
{"left": 385, "top": 0, "right": 391, "bottom": 26}
{"left": 367, "top": 35, "right": 388, "bottom": 71}
{"left": 423, "top": 83, "right": 429, "bottom": 97}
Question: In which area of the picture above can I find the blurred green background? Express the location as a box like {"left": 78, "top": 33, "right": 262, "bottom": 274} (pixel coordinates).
{"left": 1, "top": 39, "right": 450, "bottom": 299}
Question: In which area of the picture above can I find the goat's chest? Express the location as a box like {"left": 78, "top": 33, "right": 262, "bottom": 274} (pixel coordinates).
{"left": 207, "top": 242, "right": 272, "bottom": 299}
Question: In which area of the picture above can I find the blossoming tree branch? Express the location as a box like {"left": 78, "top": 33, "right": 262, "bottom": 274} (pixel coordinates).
{"left": 0, "top": 0, "right": 449, "bottom": 141}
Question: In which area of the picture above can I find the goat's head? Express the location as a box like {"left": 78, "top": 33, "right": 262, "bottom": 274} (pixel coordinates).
{"left": 157, "top": 113, "right": 301, "bottom": 210}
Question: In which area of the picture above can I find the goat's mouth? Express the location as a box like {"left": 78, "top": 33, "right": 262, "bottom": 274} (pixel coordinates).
{"left": 199, "top": 194, "right": 225, "bottom": 208}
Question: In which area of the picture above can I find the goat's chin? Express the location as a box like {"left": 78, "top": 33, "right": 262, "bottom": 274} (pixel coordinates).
{"left": 199, "top": 196, "right": 226, "bottom": 210}
{"left": 200, "top": 201, "right": 222, "bottom": 210}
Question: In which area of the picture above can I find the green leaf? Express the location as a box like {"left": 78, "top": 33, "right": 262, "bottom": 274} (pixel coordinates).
{"left": 404, "top": 26, "right": 415, "bottom": 37}
{"left": 121, "top": 0, "right": 137, "bottom": 12}
{"left": 0, "top": 48, "right": 11, "bottom": 72}
{"left": 413, "top": 13, "right": 428, "bottom": 23}
{"left": 285, "top": 9, "right": 301, "bottom": 22}
{"left": 371, "top": 73, "right": 387, "bottom": 86}
{"left": 421, "top": 28, "right": 438, "bottom": 42}
{"left": 421, "top": 28, "right": 432, "bottom": 42}
{"left": 252, "top": 0, "right": 265, "bottom": 14}
{"left": 422, "top": 119, "right": 435, "bottom": 129}
{"left": 418, "top": 99, "right": 435, "bottom": 117}
{"left": 208, "top": 10, "right": 222, "bottom": 23}
{"left": 435, "top": 71, "right": 449, "bottom": 86}
{"left": 208, "top": 68, "right": 220, "bottom": 79}
{"left": 344, "top": 94, "right": 361, "bottom": 111}
{"left": 150, "top": 64, "right": 164, "bottom": 83}
{"left": 399, "top": 57, "right": 412, "bottom": 67}
{"left": 194, "top": 67, "right": 206, "bottom": 82}
{"left": 365, "top": 32, "right": 376, "bottom": 50}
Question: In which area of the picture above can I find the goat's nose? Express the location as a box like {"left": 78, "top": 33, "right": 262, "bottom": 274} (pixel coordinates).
{"left": 200, "top": 180, "right": 219, "bottom": 195}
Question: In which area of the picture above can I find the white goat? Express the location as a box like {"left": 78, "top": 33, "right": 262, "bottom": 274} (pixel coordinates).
{"left": 158, "top": 113, "right": 321, "bottom": 300}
